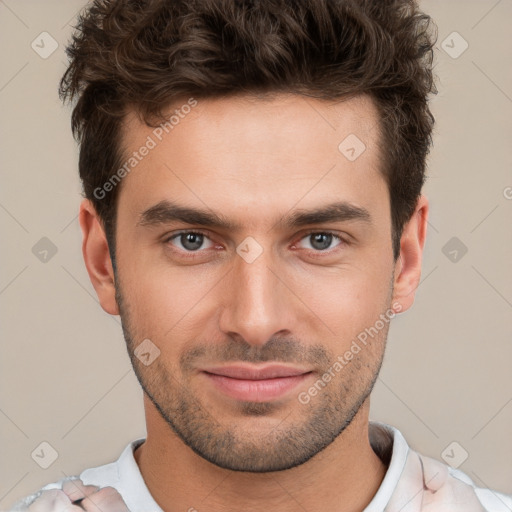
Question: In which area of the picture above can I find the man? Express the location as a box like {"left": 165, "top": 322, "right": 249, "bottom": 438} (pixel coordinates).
{"left": 9, "top": 0, "right": 511, "bottom": 511}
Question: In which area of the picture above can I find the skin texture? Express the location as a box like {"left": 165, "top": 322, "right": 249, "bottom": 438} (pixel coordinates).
{"left": 80, "top": 93, "right": 428, "bottom": 512}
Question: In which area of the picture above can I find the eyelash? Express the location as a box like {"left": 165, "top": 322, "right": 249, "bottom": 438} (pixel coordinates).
{"left": 163, "top": 229, "right": 349, "bottom": 259}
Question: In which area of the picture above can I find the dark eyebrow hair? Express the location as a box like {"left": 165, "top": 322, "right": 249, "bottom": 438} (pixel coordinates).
{"left": 137, "top": 201, "right": 237, "bottom": 230}
{"left": 280, "top": 202, "right": 371, "bottom": 229}
{"left": 136, "top": 200, "right": 372, "bottom": 231}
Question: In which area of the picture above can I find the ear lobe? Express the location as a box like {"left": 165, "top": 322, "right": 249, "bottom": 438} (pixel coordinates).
{"left": 79, "top": 198, "right": 119, "bottom": 315}
{"left": 391, "top": 195, "right": 429, "bottom": 314}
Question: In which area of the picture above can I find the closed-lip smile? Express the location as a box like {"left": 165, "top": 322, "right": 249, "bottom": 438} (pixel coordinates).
{"left": 201, "top": 364, "right": 313, "bottom": 402}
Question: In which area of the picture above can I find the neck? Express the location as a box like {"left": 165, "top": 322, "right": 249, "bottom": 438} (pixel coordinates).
{"left": 135, "top": 395, "right": 387, "bottom": 512}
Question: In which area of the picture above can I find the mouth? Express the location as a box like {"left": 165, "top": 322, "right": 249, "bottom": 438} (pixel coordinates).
{"left": 200, "top": 364, "right": 313, "bottom": 402}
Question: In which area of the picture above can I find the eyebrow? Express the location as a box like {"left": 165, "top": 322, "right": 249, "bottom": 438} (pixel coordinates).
{"left": 136, "top": 199, "right": 372, "bottom": 231}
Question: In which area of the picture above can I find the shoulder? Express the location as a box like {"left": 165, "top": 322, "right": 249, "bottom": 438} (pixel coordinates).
{"left": 7, "top": 477, "right": 130, "bottom": 512}
{"left": 6, "top": 454, "right": 123, "bottom": 511}
{"left": 370, "top": 422, "right": 512, "bottom": 512}
{"left": 418, "top": 452, "right": 512, "bottom": 511}
{"left": 7, "top": 476, "right": 79, "bottom": 511}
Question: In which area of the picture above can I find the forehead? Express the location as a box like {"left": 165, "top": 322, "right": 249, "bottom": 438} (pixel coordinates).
{"left": 117, "top": 93, "right": 387, "bottom": 226}
{"left": 122, "top": 92, "right": 381, "bottom": 158}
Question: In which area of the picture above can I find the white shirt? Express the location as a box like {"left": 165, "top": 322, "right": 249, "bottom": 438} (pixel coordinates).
{"left": 9, "top": 422, "right": 512, "bottom": 511}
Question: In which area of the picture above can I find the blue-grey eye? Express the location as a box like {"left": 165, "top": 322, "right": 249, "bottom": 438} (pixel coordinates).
{"left": 169, "top": 232, "right": 214, "bottom": 252}
{"left": 179, "top": 233, "right": 204, "bottom": 251}
{"left": 298, "top": 232, "right": 343, "bottom": 251}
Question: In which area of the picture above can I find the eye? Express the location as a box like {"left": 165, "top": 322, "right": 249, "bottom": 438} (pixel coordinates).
{"left": 295, "top": 231, "right": 345, "bottom": 252}
{"left": 165, "top": 231, "right": 215, "bottom": 252}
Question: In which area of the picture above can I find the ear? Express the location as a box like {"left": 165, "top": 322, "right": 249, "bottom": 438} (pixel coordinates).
{"left": 391, "top": 195, "right": 429, "bottom": 313}
{"left": 79, "top": 198, "right": 119, "bottom": 315}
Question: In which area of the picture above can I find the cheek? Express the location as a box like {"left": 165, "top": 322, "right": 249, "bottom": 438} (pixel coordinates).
{"left": 296, "top": 254, "right": 393, "bottom": 340}
{"left": 119, "top": 257, "right": 219, "bottom": 347}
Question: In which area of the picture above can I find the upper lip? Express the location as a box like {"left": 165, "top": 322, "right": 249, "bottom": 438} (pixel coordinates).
{"left": 202, "top": 364, "right": 311, "bottom": 380}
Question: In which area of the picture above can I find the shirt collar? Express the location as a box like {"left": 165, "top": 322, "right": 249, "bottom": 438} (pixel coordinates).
{"left": 364, "top": 421, "right": 410, "bottom": 511}
{"left": 81, "top": 438, "right": 163, "bottom": 512}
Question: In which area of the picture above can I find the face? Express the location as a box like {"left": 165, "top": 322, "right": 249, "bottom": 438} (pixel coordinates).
{"left": 112, "top": 93, "right": 398, "bottom": 472}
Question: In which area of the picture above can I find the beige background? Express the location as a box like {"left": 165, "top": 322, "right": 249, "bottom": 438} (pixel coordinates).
{"left": 1, "top": 0, "right": 511, "bottom": 508}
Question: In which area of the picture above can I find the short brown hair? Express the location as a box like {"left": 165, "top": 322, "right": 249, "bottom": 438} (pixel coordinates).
{"left": 59, "top": 0, "right": 437, "bottom": 265}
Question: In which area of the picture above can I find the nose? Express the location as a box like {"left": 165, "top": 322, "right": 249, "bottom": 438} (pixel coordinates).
{"left": 218, "top": 247, "right": 294, "bottom": 347}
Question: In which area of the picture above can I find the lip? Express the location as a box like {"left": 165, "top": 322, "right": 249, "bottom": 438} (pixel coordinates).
{"left": 202, "top": 364, "right": 310, "bottom": 380}
{"left": 201, "top": 364, "right": 313, "bottom": 402}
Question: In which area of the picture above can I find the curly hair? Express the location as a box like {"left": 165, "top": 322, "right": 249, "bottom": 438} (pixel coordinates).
{"left": 59, "top": 0, "right": 437, "bottom": 263}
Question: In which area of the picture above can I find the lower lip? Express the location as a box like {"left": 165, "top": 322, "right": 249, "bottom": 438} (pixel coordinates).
{"left": 202, "top": 372, "right": 312, "bottom": 402}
